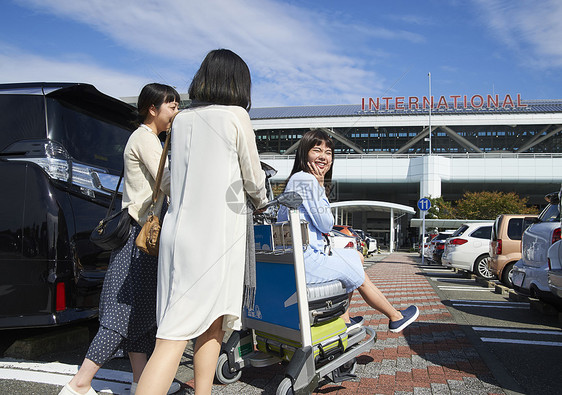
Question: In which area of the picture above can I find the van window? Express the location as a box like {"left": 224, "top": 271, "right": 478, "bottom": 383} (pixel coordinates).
{"left": 0, "top": 95, "right": 46, "bottom": 151}
{"left": 507, "top": 218, "right": 524, "bottom": 240}
{"left": 47, "top": 98, "right": 131, "bottom": 174}
{"left": 470, "top": 225, "right": 492, "bottom": 239}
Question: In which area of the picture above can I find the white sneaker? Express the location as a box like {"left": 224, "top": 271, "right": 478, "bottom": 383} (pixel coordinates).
{"left": 58, "top": 383, "right": 97, "bottom": 395}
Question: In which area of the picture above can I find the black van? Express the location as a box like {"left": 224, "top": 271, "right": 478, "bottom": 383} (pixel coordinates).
{"left": 0, "top": 82, "right": 137, "bottom": 329}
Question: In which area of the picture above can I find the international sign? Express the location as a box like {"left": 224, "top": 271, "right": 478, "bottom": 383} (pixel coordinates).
{"left": 418, "top": 198, "right": 431, "bottom": 211}
{"left": 360, "top": 93, "right": 526, "bottom": 112}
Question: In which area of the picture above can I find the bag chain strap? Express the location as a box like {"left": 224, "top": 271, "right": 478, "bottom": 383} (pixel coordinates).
{"left": 148, "top": 113, "right": 178, "bottom": 216}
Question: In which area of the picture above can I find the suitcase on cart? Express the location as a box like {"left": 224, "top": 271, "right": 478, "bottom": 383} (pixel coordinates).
{"left": 256, "top": 317, "right": 348, "bottom": 364}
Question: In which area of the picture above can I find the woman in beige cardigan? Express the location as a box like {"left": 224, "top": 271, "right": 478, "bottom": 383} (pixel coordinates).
{"left": 59, "top": 83, "right": 180, "bottom": 395}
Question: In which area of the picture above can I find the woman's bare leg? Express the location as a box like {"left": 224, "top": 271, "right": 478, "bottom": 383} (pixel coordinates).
{"left": 341, "top": 292, "right": 352, "bottom": 323}
{"left": 135, "top": 339, "right": 187, "bottom": 395}
{"left": 66, "top": 359, "right": 100, "bottom": 393}
{"left": 128, "top": 352, "right": 148, "bottom": 384}
{"left": 357, "top": 273, "right": 403, "bottom": 322}
{"left": 193, "top": 316, "right": 225, "bottom": 395}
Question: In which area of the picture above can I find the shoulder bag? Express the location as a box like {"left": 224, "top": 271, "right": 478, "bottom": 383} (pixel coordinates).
{"left": 135, "top": 117, "right": 175, "bottom": 256}
{"left": 90, "top": 171, "right": 131, "bottom": 250}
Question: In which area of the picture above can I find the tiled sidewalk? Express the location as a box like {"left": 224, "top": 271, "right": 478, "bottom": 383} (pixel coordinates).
{"left": 186, "top": 252, "right": 506, "bottom": 394}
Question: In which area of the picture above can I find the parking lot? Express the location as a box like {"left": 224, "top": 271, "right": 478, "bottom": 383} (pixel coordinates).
{"left": 1, "top": 252, "right": 560, "bottom": 394}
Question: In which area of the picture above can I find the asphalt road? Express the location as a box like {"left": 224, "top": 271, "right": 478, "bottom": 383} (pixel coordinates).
{"left": 421, "top": 262, "right": 562, "bottom": 395}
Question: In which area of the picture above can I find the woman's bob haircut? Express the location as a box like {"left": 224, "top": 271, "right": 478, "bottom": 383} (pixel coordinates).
{"left": 188, "top": 49, "right": 252, "bottom": 111}
{"left": 289, "top": 129, "right": 335, "bottom": 191}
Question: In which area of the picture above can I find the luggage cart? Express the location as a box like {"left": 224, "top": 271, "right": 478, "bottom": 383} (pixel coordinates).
{"left": 215, "top": 192, "right": 376, "bottom": 394}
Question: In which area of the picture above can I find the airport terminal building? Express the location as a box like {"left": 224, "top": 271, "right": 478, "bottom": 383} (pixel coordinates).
{"left": 250, "top": 95, "right": 562, "bottom": 248}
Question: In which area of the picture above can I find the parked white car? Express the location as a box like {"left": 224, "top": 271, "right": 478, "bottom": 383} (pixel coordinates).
{"left": 325, "top": 229, "right": 357, "bottom": 253}
{"left": 425, "top": 230, "right": 455, "bottom": 264}
{"left": 513, "top": 192, "right": 561, "bottom": 302}
{"left": 441, "top": 222, "right": 494, "bottom": 278}
{"left": 365, "top": 235, "right": 378, "bottom": 254}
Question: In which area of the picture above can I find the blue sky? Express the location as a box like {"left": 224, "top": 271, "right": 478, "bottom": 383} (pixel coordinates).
{"left": 1, "top": 0, "right": 562, "bottom": 107}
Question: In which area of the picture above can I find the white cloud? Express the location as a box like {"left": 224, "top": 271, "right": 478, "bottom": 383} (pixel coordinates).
{"left": 15, "top": 0, "right": 387, "bottom": 106}
{"left": 474, "top": 0, "right": 562, "bottom": 68}
{"left": 0, "top": 44, "right": 147, "bottom": 98}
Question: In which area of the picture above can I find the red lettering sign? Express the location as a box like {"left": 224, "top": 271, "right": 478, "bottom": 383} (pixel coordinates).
{"left": 360, "top": 94, "right": 526, "bottom": 111}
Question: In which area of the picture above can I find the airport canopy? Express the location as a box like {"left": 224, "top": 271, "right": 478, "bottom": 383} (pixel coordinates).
{"left": 331, "top": 200, "right": 415, "bottom": 214}
{"left": 331, "top": 200, "right": 416, "bottom": 253}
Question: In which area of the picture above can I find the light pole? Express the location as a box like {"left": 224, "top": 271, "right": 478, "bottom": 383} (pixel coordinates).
{"left": 428, "top": 72, "right": 432, "bottom": 156}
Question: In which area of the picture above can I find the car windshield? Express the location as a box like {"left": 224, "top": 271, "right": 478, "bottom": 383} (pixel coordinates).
{"left": 332, "top": 229, "right": 352, "bottom": 237}
{"left": 434, "top": 233, "right": 452, "bottom": 241}
{"left": 538, "top": 203, "right": 560, "bottom": 223}
{"left": 452, "top": 225, "right": 469, "bottom": 237}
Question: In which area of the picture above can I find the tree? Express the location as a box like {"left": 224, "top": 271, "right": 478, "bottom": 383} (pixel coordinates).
{"left": 426, "top": 191, "right": 538, "bottom": 220}
{"left": 427, "top": 196, "right": 456, "bottom": 219}
{"left": 455, "top": 191, "right": 538, "bottom": 219}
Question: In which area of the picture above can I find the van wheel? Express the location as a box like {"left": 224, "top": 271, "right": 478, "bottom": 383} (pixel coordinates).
{"left": 474, "top": 255, "right": 494, "bottom": 279}
{"left": 501, "top": 263, "right": 515, "bottom": 288}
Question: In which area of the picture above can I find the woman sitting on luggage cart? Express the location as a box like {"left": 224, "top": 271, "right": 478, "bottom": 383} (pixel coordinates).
{"left": 277, "top": 129, "right": 419, "bottom": 333}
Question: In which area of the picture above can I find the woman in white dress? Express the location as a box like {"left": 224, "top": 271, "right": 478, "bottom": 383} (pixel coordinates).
{"left": 136, "top": 49, "right": 268, "bottom": 395}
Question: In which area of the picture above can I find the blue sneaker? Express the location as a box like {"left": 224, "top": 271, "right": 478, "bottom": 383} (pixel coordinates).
{"left": 345, "top": 316, "right": 364, "bottom": 332}
{"left": 389, "top": 305, "right": 419, "bottom": 333}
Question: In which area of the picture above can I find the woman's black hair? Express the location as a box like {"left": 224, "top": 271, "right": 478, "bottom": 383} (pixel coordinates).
{"left": 188, "top": 49, "right": 252, "bottom": 111}
{"left": 289, "top": 129, "right": 335, "bottom": 193}
{"left": 137, "top": 83, "right": 180, "bottom": 125}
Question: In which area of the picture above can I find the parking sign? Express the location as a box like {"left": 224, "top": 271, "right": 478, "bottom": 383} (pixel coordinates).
{"left": 418, "top": 198, "right": 431, "bottom": 211}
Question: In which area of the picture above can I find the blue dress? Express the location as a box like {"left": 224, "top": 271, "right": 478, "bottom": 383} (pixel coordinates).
{"left": 277, "top": 171, "right": 364, "bottom": 293}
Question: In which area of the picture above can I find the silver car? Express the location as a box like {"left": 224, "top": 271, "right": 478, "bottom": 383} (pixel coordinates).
{"left": 513, "top": 192, "right": 561, "bottom": 302}
{"left": 547, "top": 187, "right": 562, "bottom": 303}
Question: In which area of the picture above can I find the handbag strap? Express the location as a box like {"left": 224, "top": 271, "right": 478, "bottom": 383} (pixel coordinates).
{"left": 106, "top": 168, "right": 124, "bottom": 217}
{"left": 150, "top": 112, "right": 179, "bottom": 207}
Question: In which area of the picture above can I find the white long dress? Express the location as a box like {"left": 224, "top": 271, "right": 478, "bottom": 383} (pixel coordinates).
{"left": 156, "top": 104, "right": 268, "bottom": 340}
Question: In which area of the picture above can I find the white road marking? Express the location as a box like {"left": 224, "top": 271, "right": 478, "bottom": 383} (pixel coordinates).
{"left": 473, "top": 327, "right": 562, "bottom": 336}
{"left": 480, "top": 338, "right": 562, "bottom": 347}
{"left": 453, "top": 303, "right": 529, "bottom": 309}
{"left": 0, "top": 361, "right": 132, "bottom": 394}
{"left": 449, "top": 299, "right": 530, "bottom": 308}
{"left": 450, "top": 299, "right": 528, "bottom": 305}
{"left": 431, "top": 278, "right": 475, "bottom": 282}
{"left": 438, "top": 287, "right": 492, "bottom": 291}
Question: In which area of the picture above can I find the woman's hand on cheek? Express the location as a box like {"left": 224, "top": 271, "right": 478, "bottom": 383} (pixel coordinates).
{"left": 307, "top": 161, "right": 324, "bottom": 186}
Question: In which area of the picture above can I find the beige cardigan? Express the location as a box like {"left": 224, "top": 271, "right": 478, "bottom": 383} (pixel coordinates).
{"left": 122, "top": 125, "right": 170, "bottom": 226}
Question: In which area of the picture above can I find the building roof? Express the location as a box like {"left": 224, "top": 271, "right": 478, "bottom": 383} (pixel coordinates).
{"left": 250, "top": 100, "right": 562, "bottom": 120}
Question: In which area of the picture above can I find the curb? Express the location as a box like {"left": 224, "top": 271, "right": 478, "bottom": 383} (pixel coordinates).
{"left": 3, "top": 325, "right": 89, "bottom": 360}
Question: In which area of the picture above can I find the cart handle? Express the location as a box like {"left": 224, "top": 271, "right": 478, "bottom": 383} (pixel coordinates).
{"left": 263, "top": 192, "right": 302, "bottom": 210}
